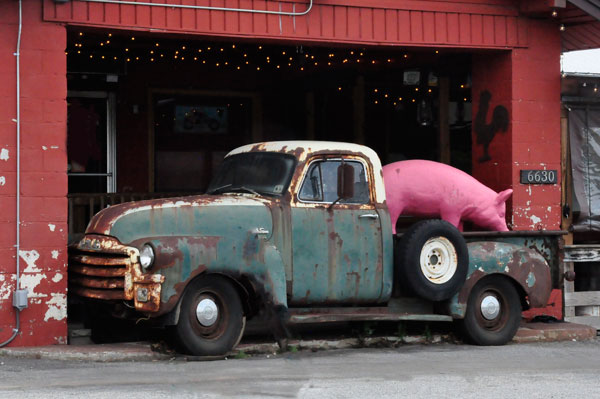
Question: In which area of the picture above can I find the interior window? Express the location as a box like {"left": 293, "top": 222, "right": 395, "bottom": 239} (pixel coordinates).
{"left": 299, "top": 159, "right": 370, "bottom": 204}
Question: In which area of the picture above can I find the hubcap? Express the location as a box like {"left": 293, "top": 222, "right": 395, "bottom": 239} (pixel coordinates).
{"left": 196, "top": 298, "right": 219, "bottom": 327}
{"left": 419, "top": 237, "right": 458, "bottom": 284}
{"left": 480, "top": 295, "right": 501, "bottom": 320}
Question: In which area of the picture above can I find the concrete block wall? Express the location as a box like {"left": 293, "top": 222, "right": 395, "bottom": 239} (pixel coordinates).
{"left": 471, "top": 18, "right": 562, "bottom": 231}
{"left": 0, "top": 1, "right": 68, "bottom": 346}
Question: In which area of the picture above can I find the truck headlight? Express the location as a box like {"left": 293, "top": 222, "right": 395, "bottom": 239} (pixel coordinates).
{"left": 139, "top": 244, "right": 155, "bottom": 272}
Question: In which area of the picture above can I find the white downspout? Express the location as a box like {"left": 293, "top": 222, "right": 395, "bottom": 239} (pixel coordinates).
{"left": 0, "top": 0, "right": 24, "bottom": 348}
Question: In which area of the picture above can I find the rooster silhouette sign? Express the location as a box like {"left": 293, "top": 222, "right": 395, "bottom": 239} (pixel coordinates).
{"left": 474, "top": 90, "right": 509, "bottom": 163}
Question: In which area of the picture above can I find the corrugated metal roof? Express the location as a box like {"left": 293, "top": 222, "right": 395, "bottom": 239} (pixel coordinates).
{"left": 562, "top": 0, "right": 600, "bottom": 51}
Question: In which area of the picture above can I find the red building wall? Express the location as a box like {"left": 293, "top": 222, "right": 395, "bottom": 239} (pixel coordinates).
{"left": 471, "top": 19, "right": 562, "bottom": 230}
{"left": 0, "top": 1, "right": 68, "bottom": 346}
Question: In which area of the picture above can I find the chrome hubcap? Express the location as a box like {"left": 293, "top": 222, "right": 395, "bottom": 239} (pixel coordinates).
{"left": 196, "top": 298, "right": 219, "bottom": 326}
{"left": 480, "top": 295, "right": 501, "bottom": 320}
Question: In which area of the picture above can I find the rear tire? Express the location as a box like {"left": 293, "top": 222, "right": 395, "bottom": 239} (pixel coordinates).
{"left": 458, "top": 276, "right": 522, "bottom": 345}
{"left": 397, "top": 219, "right": 469, "bottom": 301}
{"left": 174, "top": 275, "right": 245, "bottom": 356}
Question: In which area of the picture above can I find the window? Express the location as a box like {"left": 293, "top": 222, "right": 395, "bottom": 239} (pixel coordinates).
{"left": 298, "top": 159, "right": 370, "bottom": 204}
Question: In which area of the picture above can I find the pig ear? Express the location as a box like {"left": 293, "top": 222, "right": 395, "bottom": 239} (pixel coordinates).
{"left": 496, "top": 189, "right": 513, "bottom": 204}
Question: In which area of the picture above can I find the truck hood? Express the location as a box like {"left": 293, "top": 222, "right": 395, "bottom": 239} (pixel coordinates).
{"left": 85, "top": 194, "right": 275, "bottom": 245}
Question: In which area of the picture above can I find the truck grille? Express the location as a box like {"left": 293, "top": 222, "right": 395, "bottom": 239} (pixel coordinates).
{"left": 68, "top": 249, "right": 131, "bottom": 301}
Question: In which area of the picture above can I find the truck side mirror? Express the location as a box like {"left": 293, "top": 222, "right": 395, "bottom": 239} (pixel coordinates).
{"left": 337, "top": 163, "right": 355, "bottom": 199}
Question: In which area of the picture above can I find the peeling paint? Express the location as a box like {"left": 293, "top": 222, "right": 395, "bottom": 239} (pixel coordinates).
{"left": 51, "top": 250, "right": 59, "bottom": 259}
{"left": 0, "top": 275, "right": 16, "bottom": 300}
{"left": 52, "top": 273, "right": 63, "bottom": 283}
{"left": 527, "top": 272, "right": 536, "bottom": 288}
{"left": 50, "top": 145, "right": 59, "bottom": 149}
{"left": 0, "top": 176, "right": 5, "bottom": 186}
{"left": 42, "top": 146, "right": 48, "bottom": 150}
{"left": 19, "top": 250, "right": 41, "bottom": 272}
{"left": 48, "top": 224, "right": 56, "bottom": 232}
{"left": 44, "top": 293, "right": 67, "bottom": 322}
{"left": 20, "top": 273, "right": 47, "bottom": 298}
{"left": 530, "top": 215, "right": 542, "bottom": 225}
{"left": 0, "top": 148, "right": 9, "bottom": 161}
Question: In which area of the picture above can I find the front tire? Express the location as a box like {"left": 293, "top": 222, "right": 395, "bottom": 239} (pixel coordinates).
{"left": 174, "top": 275, "right": 245, "bottom": 356}
{"left": 458, "top": 276, "right": 522, "bottom": 346}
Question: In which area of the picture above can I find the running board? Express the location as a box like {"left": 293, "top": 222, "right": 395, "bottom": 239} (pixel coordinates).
{"left": 287, "top": 307, "right": 453, "bottom": 324}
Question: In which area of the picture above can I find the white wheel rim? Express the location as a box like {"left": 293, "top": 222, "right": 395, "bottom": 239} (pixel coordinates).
{"left": 419, "top": 236, "right": 458, "bottom": 285}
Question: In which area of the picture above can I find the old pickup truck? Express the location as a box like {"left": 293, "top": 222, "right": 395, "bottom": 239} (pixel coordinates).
{"left": 69, "top": 141, "right": 560, "bottom": 355}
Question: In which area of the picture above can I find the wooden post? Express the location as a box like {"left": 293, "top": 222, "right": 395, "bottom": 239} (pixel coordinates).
{"left": 438, "top": 77, "right": 450, "bottom": 164}
{"left": 306, "top": 92, "right": 315, "bottom": 140}
{"left": 561, "top": 106, "right": 573, "bottom": 237}
{"left": 252, "top": 96, "right": 263, "bottom": 142}
{"left": 353, "top": 75, "right": 365, "bottom": 144}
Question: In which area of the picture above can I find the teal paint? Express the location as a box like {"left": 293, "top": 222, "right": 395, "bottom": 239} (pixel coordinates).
{"left": 527, "top": 272, "right": 536, "bottom": 288}
{"left": 290, "top": 206, "right": 384, "bottom": 304}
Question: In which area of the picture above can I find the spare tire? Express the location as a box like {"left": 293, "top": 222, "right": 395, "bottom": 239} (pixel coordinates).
{"left": 396, "top": 219, "right": 469, "bottom": 301}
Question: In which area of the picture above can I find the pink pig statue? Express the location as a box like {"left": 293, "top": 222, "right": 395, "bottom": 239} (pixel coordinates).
{"left": 383, "top": 160, "right": 512, "bottom": 233}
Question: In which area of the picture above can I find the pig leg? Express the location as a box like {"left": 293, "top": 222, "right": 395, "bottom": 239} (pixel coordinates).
{"left": 388, "top": 205, "right": 403, "bottom": 234}
{"left": 439, "top": 208, "right": 462, "bottom": 231}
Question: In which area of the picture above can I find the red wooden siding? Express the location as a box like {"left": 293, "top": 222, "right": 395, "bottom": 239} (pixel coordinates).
{"left": 44, "top": 0, "right": 528, "bottom": 48}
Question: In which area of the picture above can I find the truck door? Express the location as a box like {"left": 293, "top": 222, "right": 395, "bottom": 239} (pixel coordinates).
{"left": 290, "top": 157, "right": 384, "bottom": 305}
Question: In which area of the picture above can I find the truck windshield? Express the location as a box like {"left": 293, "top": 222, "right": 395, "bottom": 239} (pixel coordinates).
{"left": 207, "top": 152, "right": 297, "bottom": 196}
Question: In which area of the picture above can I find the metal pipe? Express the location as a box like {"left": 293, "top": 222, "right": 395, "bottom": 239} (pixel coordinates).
{"left": 80, "top": 0, "right": 313, "bottom": 16}
{"left": 1, "top": 0, "right": 23, "bottom": 348}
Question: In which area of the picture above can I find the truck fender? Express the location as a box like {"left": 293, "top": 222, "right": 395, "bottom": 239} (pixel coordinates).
{"left": 160, "top": 242, "right": 289, "bottom": 325}
{"left": 446, "top": 241, "right": 552, "bottom": 318}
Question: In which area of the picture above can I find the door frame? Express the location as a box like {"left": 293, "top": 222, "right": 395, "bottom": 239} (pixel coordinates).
{"left": 67, "top": 90, "right": 117, "bottom": 193}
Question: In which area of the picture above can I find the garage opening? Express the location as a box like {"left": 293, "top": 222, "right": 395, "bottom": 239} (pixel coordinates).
{"left": 66, "top": 28, "right": 473, "bottom": 242}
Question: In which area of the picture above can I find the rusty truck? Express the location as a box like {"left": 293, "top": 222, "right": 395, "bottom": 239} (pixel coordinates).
{"left": 68, "top": 141, "right": 561, "bottom": 355}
